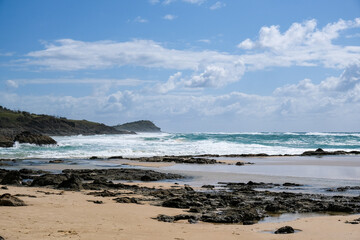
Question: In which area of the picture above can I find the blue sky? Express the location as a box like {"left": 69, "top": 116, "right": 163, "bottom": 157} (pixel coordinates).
{"left": 1, "top": 0, "right": 360, "bottom": 132}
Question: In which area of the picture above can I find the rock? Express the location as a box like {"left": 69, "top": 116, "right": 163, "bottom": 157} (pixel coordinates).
{"left": 87, "top": 200, "right": 103, "bottom": 204}
{"left": 235, "top": 162, "right": 245, "bottom": 166}
{"left": 14, "top": 131, "right": 57, "bottom": 145}
{"left": 140, "top": 175, "right": 156, "bottom": 181}
{"left": 31, "top": 174, "right": 68, "bottom": 186}
{"left": 184, "top": 184, "right": 194, "bottom": 192}
{"left": 0, "top": 193, "right": 26, "bottom": 206}
{"left": 113, "top": 197, "right": 138, "bottom": 204}
{"left": 89, "top": 156, "right": 99, "bottom": 160}
{"left": 201, "top": 185, "right": 215, "bottom": 189}
{"left": 57, "top": 175, "right": 83, "bottom": 190}
{"left": 62, "top": 168, "right": 183, "bottom": 182}
{"left": 0, "top": 235, "right": 4, "bottom": 240}
{"left": 0, "top": 134, "right": 14, "bottom": 147}
{"left": 283, "top": 182, "right": 303, "bottom": 187}
{"left": 156, "top": 214, "right": 174, "bottom": 223}
{"left": 88, "top": 190, "right": 117, "bottom": 197}
{"left": 162, "top": 197, "right": 192, "bottom": 209}
{"left": 1, "top": 186, "right": 8, "bottom": 190}
{"left": 274, "top": 226, "right": 295, "bottom": 234}
{"left": 49, "top": 159, "right": 64, "bottom": 164}
{"left": 0, "top": 171, "right": 22, "bottom": 185}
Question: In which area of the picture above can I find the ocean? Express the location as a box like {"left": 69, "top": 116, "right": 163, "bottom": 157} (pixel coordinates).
{"left": 1, "top": 132, "right": 360, "bottom": 159}
{"left": 1, "top": 132, "right": 360, "bottom": 196}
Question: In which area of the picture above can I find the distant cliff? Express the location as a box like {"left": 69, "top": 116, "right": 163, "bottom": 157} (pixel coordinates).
{"left": 113, "top": 120, "right": 161, "bottom": 133}
{"left": 0, "top": 106, "right": 133, "bottom": 137}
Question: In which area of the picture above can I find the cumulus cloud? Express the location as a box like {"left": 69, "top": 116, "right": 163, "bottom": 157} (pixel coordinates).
{"left": 163, "top": 14, "right": 177, "bottom": 20}
{"left": 1, "top": 65, "right": 360, "bottom": 130}
{"left": 210, "top": 1, "right": 225, "bottom": 10}
{"left": 238, "top": 18, "right": 360, "bottom": 69}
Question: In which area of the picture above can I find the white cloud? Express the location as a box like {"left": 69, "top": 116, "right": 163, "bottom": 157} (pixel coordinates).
{"left": 3, "top": 78, "right": 150, "bottom": 87}
{"left": 134, "top": 16, "right": 148, "bottom": 23}
{"left": 0, "top": 52, "right": 14, "bottom": 57}
{"left": 25, "top": 39, "right": 237, "bottom": 71}
{"left": 163, "top": 14, "right": 177, "bottom": 20}
{"left": 182, "top": 0, "right": 205, "bottom": 4}
{"left": 198, "top": 39, "right": 211, "bottom": 43}
{"left": 238, "top": 18, "right": 360, "bottom": 69}
{"left": 159, "top": 0, "right": 205, "bottom": 5}
{"left": 210, "top": 1, "right": 225, "bottom": 10}
{"left": 6, "top": 80, "right": 19, "bottom": 88}
{"left": 2, "top": 65, "right": 360, "bottom": 131}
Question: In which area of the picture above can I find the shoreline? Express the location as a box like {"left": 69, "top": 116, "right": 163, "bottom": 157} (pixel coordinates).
{"left": 1, "top": 185, "right": 360, "bottom": 240}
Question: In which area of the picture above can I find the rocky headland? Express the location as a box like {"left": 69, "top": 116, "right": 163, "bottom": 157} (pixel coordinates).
{"left": 113, "top": 120, "right": 161, "bottom": 133}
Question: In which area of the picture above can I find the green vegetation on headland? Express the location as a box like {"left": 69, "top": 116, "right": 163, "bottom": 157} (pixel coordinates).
{"left": 113, "top": 120, "right": 161, "bottom": 133}
{"left": 0, "top": 106, "right": 160, "bottom": 147}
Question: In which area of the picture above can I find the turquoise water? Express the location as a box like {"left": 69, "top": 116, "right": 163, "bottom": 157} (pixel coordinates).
{"left": 1, "top": 132, "right": 360, "bottom": 159}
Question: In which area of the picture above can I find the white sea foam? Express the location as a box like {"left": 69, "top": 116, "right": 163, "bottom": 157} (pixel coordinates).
{"left": 1, "top": 132, "right": 360, "bottom": 159}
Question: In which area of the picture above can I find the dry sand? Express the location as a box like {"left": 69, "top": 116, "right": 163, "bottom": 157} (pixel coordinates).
{"left": 1, "top": 185, "right": 359, "bottom": 240}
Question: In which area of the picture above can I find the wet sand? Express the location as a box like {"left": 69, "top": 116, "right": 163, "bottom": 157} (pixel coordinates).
{"left": 1, "top": 185, "right": 359, "bottom": 240}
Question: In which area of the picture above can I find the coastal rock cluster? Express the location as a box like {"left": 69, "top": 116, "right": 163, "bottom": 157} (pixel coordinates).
{"left": 0, "top": 131, "right": 57, "bottom": 148}
{"left": 1, "top": 167, "right": 360, "bottom": 225}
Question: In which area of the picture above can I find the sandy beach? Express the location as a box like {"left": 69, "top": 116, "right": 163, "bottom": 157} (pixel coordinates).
{"left": 1, "top": 185, "right": 359, "bottom": 240}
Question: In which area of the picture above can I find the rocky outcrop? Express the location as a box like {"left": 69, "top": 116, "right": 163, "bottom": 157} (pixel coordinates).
{"left": 14, "top": 131, "right": 57, "bottom": 145}
{"left": 62, "top": 168, "right": 184, "bottom": 181}
{"left": 113, "top": 120, "right": 161, "bottom": 133}
{"left": 0, "top": 193, "right": 26, "bottom": 206}
{"left": 0, "top": 135, "right": 13, "bottom": 148}
{"left": 301, "top": 148, "right": 360, "bottom": 156}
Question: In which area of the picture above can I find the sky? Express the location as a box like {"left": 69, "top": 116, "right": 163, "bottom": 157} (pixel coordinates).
{"left": 1, "top": 0, "right": 360, "bottom": 132}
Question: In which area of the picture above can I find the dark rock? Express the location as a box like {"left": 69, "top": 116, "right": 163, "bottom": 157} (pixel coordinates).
{"left": 57, "top": 175, "right": 83, "bottom": 190}
{"left": 0, "top": 134, "right": 14, "bottom": 147}
{"left": 87, "top": 200, "right": 103, "bottom": 204}
{"left": 0, "top": 171, "right": 22, "bottom": 185}
{"left": 327, "top": 203, "right": 353, "bottom": 213}
{"left": 14, "top": 131, "right": 57, "bottom": 145}
{"left": 188, "top": 218, "right": 198, "bottom": 224}
{"left": 0, "top": 193, "right": 26, "bottom": 206}
{"left": 89, "top": 156, "right": 99, "bottom": 160}
{"left": 274, "top": 226, "right": 295, "bottom": 234}
{"left": 113, "top": 197, "right": 138, "bottom": 204}
{"left": 49, "top": 159, "right": 64, "bottom": 164}
{"left": 62, "top": 168, "right": 183, "bottom": 182}
{"left": 1, "top": 186, "right": 8, "bottom": 190}
{"left": 283, "top": 182, "right": 303, "bottom": 187}
{"left": 162, "top": 197, "right": 192, "bottom": 209}
{"left": 156, "top": 214, "right": 174, "bottom": 223}
{"left": 0, "top": 235, "right": 4, "bottom": 240}
{"left": 88, "top": 190, "right": 117, "bottom": 197}
{"left": 184, "top": 184, "right": 194, "bottom": 192}
{"left": 201, "top": 185, "right": 215, "bottom": 189}
{"left": 140, "top": 175, "right": 156, "bottom": 182}
{"left": 108, "top": 156, "right": 123, "bottom": 159}
{"left": 235, "top": 162, "right": 245, "bottom": 166}
{"left": 31, "top": 174, "right": 68, "bottom": 186}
